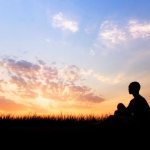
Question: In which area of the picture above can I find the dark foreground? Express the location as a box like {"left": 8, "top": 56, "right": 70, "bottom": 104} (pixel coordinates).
{"left": 0, "top": 123, "right": 149, "bottom": 149}
{"left": 0, "top": 114, "right": 149, "bottom": 149}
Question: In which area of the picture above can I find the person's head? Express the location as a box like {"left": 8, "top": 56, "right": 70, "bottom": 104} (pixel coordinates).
{"left": 128, "top": 81, "right": 141, "bottom": 94}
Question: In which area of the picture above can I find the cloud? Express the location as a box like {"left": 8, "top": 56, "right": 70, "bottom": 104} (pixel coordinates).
{"left": 37, "top": 60, "right": 46, "bottom": 66}
{"left": 128, "top": 20, "right": 150, "bottom": 38}
{"left": 93, "top": 73, "right": 110, "bottom": 82}
{"left": 0, "top": 58, "right": 104, "bottom": 104}
{"left": 76, "top": 93, "right": 104, "bottom": 103}
{"left": 0, "top": 80, "right": 5, "bottom": 93}
{"left": 59, "top": 65, "right": 80, "bottom": 81}
{"left": 1, "top": 59, "right": 41, "bottom": 80}
{"left": 101, "top": 29, "right": 125, "bottom": 44}
{"left": 41, "top": 83, "right": 104, "bottom": 103}
{"left": 99, "top": 20, "right": 150, "bottom": 41}
{"left": 52, "top": 12, "right": 79, "bottom": 32}
{"left": 93, "top": 19, "right": 150, "bottom": 54}
{"left": 99, "top": 21, "right": 126, "bottom": 46}
{"left": 80, "top": 69, "right": 93, "bottom": 75}
{"left": 93, "top": 21, "right": 126, "bottom": 53}
{"left": 78, "top": 68, "right": 110, "bottom": 82}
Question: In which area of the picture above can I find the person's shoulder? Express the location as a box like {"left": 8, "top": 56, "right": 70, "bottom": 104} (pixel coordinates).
{"left": 129, "top": 98, "right": 135, "bottom": 104}
{"left": 139, "top": 95, "right": 147, "bottom": 101}
{"left": 139, "top": 95, "right": 149, "bottom": 106}
{"left": 130, "top": 98, "right": 135, "bottom": 102}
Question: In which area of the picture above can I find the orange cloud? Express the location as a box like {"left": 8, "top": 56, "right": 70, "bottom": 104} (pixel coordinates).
{"left": 0, "top": 58, "right": 104, "bottom": 105}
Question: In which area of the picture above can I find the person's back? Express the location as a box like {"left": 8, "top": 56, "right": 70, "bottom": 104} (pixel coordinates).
{"left": 127, "top": 95, "right": 150, "bottom": 123}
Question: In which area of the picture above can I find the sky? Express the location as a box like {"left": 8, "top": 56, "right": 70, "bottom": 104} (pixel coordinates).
{"left": 0, "top": 0, "right": 150, "bottom": 116}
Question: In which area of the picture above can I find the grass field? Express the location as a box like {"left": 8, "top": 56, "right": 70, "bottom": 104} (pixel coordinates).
{"left": 0, "top": 113, "right": 149, "bottom": 149}
{"left": 0, "top": 113, "right": 108, "bottom": 127}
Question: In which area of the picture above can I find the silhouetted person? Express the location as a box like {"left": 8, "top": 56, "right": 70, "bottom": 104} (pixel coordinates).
{"left": 91, "top": 81, "right": 150, "bottom": 127}
{"left": 114, "top": 81, "right": 150, "bottom": 125}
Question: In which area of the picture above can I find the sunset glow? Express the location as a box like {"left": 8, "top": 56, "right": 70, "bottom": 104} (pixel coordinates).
{"left": 0, "top": 0, "right": 150, "bottom": 116}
